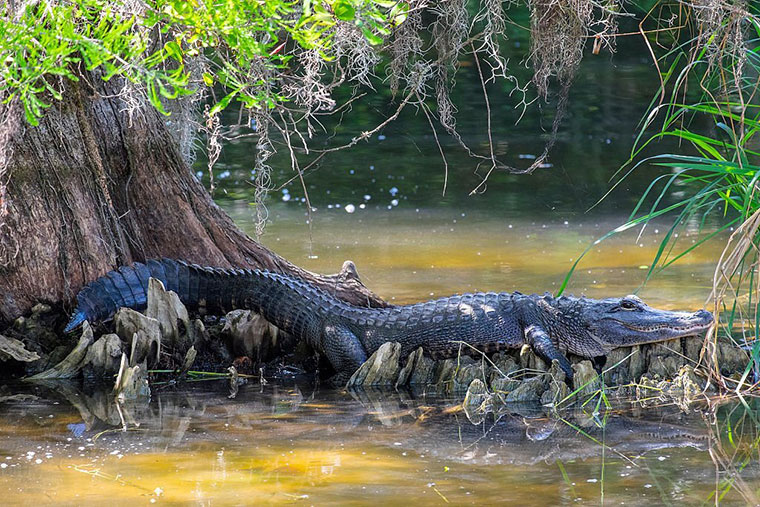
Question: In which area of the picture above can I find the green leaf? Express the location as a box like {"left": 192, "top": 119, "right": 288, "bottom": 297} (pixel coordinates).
{"left": 209, "top": 91, "right": 238, "bottom": 115}
{"left": 163, "top": 40, "right": 183, "bottom": 63}
{"left": 202, "top": 72, "right": 214, "bottom": 86}
{"left": 333, "top": 0, "right": 355, "bottom": 21}
{"left": 390, "top": 2, "right": 409, "bottom": 26}
{"left": 360, "top": 26, "right": 383, "bottom": 45}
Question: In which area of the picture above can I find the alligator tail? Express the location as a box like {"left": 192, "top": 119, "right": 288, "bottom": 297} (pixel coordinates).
{"left": 63, "top": 258, "right": 247, "bottom": 333}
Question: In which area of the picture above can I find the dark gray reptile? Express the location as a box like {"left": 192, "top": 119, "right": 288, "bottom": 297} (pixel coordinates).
{"left": 64, "top": 258, "right": 714, "bottom": 383}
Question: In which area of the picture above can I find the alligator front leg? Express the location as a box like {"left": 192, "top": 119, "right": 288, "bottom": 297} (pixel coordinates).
{"left": 524, "top": 324, "right": 574, "bottom": 379}
{"left": 321, "top": 323, "right": 368, "bottom": 387}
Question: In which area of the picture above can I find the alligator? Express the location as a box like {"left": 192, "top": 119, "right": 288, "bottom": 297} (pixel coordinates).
{"left": 64, "top": 258, "right": 714, "bottom": 384}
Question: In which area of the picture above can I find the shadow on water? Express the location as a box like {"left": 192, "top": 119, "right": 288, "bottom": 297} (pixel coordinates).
{"left": 1, "top": 380, "right": 759, "bottom": 504}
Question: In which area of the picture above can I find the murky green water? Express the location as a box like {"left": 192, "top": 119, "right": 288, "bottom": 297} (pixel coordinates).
{"left": 3, "top": 27, "right": 756, "bottom": 506}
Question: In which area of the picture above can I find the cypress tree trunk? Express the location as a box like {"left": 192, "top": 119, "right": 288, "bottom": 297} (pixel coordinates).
{"left": 0, "top": 74, "right": 386, "bottom": 324}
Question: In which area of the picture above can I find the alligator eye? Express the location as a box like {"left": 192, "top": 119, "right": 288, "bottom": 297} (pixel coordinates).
{"left": 620, "top": 300, "right": 637, "bottom": 310}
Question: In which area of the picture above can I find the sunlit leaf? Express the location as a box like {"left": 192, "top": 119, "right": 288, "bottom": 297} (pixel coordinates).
{"left": 333, "top": 0, "right": 355, "bottom": 21}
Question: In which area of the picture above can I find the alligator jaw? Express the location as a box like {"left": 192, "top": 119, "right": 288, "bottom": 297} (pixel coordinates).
{"left": 591, "top": 308, "right": 714, "bottom": 348}
{"left": 615, "top": 316, "right": 714, "bottom": 336}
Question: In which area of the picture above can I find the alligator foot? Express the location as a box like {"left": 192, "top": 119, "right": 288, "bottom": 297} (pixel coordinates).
{"left": 525, "top": 324, "right": 574, "bottom": 379}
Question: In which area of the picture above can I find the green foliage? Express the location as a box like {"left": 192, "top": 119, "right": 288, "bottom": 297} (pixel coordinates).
{"left": 0, "top": 0, "right": 404, "bottom": 125}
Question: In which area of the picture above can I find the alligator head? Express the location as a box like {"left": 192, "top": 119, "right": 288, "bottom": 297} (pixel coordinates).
{"left": 545, "top": 294, "right": 714, "bottom": 357}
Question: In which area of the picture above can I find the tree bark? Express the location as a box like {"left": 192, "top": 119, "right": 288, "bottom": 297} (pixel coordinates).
{"left": 0, "top": 73, "right": 387, "bottom": 324}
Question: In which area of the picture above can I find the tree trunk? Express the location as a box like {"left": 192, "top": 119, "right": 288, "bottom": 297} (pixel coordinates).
{"left": 0, "top": 74, "right": 387, "bottom": 324}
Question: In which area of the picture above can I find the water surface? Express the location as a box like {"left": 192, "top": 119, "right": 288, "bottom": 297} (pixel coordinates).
{"left": 0, "top": 383, "right": 758, "bottom": 505}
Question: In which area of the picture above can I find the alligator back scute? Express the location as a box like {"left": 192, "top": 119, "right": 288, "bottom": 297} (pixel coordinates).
{"left": 187, "top": 263, "right": 202, "bottom": 309}
{"left": 104, "top": 271, "right": 133, "bottom": 308}
{"left": 146, "top": 259, "right": 167, "bottom": 286}
{"left": 119, "top": 265, "right": 146, "bottom": 304}
{"left": 176, "top": 260, "right": 191, "bottom": 302}
{"left": 217, "top": 268, "right": 235, "bottom": 310}
{"left": 194, "top": 264, "right": 209, "bottom": 310}
{"left": 204, "top": 267, "right": 224, "bottom": 313}
{"left": 129, "top": 261, "right": 151, "bottom": 289}
{"left": 161, "top": 258, "right": 181, "bottom": 295}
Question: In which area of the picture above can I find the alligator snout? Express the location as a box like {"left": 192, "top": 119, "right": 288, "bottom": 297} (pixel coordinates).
{"left": 693, "top": 309, "right": 714, "bottom": 326}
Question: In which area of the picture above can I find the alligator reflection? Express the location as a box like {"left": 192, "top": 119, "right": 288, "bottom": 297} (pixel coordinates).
{"left": 1, "top": 380, "right": 758, "bottom": 504}
{"left": 5, "top": 380, "right": 712, "bottom": 460}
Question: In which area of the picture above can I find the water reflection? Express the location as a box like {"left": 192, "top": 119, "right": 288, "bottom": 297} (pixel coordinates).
{"left": 1, "top": 381, "right": 758, "bottom": 504}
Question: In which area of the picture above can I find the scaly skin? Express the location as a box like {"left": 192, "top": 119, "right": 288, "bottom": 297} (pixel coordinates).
{"left": 65, "top": 259, "right": 715, "bottom": 384}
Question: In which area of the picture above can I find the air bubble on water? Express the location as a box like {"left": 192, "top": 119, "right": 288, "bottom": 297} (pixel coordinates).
{"left": 391, "top": 199, "right": 399, "bottom": 206}
{"left": 359, "top": 204, "right": 366, "bottom": 209}
{"left": 363, "top": 194, "right": 371, "bottom": 201}
{"left": 281, "top": 194, "right": 291, "bottom": 202}
{"left": 378, "top": 135, "right": 386, "bottom": 140}
{"left": 389, "top": 187, "right": 399, "bottom": 196}
{"left": 345, "top": 204, "right": 356, "bottom": 213}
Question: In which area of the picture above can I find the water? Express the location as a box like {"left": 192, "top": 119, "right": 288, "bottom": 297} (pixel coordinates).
{"left": 0, "top": 382, "right": 758, "bottom": 505}
{"left": 3, "top": 25, "right": 753, "bottom": 506}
